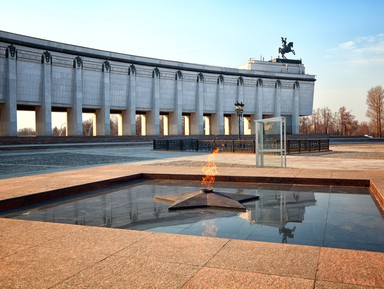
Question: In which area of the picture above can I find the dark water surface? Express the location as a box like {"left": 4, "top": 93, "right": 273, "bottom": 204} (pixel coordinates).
{"left": 3, "top": 179, "right": 384, "bottom": 252}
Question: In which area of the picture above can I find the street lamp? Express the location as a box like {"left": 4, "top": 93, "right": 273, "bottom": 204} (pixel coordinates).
{"left": 234, "top": 101, "right": 244, "bottom": 140}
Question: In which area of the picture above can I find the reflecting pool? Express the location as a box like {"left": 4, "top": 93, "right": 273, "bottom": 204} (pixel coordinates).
{"left": 3, "top": 179, "right": 384, "bottom": 252}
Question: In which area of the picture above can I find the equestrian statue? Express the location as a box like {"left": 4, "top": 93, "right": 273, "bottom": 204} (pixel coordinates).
{"left": 279, "top": 37, "right": 295, "bottom": 58}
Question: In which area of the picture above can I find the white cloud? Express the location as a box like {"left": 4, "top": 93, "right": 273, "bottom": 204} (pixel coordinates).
{"left": 326, "top": 33, "right": 384, "bottom": 65}
{"left": 338, "top": 41, "right": 356, "bottom": 50}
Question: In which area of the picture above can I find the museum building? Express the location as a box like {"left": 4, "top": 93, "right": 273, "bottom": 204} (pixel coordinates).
{"left": 0, "top": 31, "right": 315, "bottom": 137}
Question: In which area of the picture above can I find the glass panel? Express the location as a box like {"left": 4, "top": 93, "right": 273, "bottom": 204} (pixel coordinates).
{"left": 255, "top": 117, "right": 286, "bottom": 168}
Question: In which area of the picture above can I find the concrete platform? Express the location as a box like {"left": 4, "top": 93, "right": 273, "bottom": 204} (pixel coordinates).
{"left": 0, "top": 144, "right": 383, "bottom": 288}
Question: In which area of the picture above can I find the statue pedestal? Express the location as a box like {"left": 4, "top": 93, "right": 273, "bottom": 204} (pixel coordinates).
{"left": 270, "top": 58, "right": 302, "bottom": 64}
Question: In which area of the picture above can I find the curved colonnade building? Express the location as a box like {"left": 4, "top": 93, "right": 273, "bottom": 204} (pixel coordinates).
{"left": 0, "top": 31, "right": 315, "bottom": 137}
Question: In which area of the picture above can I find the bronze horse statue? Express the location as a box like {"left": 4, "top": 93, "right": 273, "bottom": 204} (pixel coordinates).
{"left": 279, "top": 42, "right": 295, "bottom": 58}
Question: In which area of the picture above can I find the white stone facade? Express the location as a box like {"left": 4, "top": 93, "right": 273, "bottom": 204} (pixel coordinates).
{"left": 0, "top": 31, "right": 315, "bottom": 136}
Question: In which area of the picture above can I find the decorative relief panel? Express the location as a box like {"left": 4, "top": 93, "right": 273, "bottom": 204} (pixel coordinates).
{"left": 5, "top": 44, "right": 17, "bottom": 58}
{"left": 217, "top": 74, "right": 224, "bottom": 84}
{"left": 128, "top": 64, "right": 136, "bottom": 75}
{"left": 152, "top": 67, "right": 160, "bottom": 78}
{"left": 197, "top": 72, "right": 204, "bottom": 83}
{"left": 175, "top": 70, "right": 183, "bottom": 80}
{"left": 41, "top": 50, "right": 52, "bottom": 64}
{"left": 102, "top": 60, "right": 111, "bottom": 72}
{"left": 73, "top": 56, "right": 83, "bottom": 69}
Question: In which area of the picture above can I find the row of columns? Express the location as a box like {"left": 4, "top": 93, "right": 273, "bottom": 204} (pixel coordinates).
{"left": 1, "top": 44, "right": 301, "bottom": 136}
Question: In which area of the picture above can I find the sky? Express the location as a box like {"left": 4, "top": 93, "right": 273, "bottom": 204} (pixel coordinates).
{"left": 1, "top": 0, "right": 384, "bottom": 128}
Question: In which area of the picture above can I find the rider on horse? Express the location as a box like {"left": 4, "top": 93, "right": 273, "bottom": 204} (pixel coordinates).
{"left": 279, "top": 37, "right": 295, "bottom": 58}
{"left": 281, "top": 37, "right": 287, "bottom": 49}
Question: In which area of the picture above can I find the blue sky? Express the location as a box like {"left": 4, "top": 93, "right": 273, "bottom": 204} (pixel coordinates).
{"left": 2, "top": 0, "right": 384, "bottom": 123}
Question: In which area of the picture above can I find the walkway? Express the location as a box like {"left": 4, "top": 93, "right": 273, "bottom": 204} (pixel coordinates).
{"left": 1, "top": 143, "right": 384, "bottom": 179}
{"left": 0, "top": 143, "right": 383, "bottom": 288}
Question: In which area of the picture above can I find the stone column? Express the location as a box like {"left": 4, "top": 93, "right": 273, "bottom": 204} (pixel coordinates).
{"left": 251, "top": 78, "right": 264, "bottom": 134}
{"left": 147, "top": 67, "right": 160, "bottom": 135}
{"left": 274, "top": 80, "right": 282, "bottom": 117}
{"left": 36, "top": 50, "right": 52, "bottom": 136}
{"left": 96, "top": 60, "right": 111, "bottom": 136}
{"left": 123, "top": 64, "right": 137, "bottom": 135}
{"left": 292, "top": 81, "right": 300, "bottom": 134}
{"left": 68, "top": 56, "right": 83, "bottom": 136}
{"left": 211, "top": 74, "right": 224, "bottom": 135}
{"left": 256, "top": 79, "right": 263, "bottom": 120}
{"left": 231, "top": 77, "right": 244, "bottom": 136}
{"left": 169, "top": 70, "right": 183, "bottom": 135}
{"left": 191, "top": 72, "right": 204, "bottom": 135}
{"left": 1, "top": 44, "right": 17, "bottom": 136}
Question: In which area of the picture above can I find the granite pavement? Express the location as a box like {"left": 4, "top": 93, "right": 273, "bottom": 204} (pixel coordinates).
{"left": 0, "top": 143, "right": 383, "bottom": 288}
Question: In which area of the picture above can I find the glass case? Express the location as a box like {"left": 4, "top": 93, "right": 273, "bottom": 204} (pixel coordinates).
{"left": 255, "top": 117, "right": 286, "bottom": 168}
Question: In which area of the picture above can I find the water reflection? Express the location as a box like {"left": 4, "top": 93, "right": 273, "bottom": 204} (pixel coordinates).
{"left": 238, "top": 190, "right": 316, "bottom": 243}
{"left": 13, "top": 183, "right": 316, "bottom": 244}
{"left": 202, "top": 218, "right": 219, "bottom": 237}
{"left": 6, "top": 180, "right": 384, "bottom": 252}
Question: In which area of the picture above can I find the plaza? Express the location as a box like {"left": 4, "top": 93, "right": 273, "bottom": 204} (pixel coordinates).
{"left": 1, "top": 0, "right": 383, "bottom": 286}
{"left": 0, "top": 142, "right": 383, "bottom": 288}
{"left": 0, "top": 29, "right": 382, "bottom": 289}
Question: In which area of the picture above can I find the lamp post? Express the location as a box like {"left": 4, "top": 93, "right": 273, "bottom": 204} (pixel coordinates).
{"left": 234, "top": 101, "right": 244, "bottom": 140}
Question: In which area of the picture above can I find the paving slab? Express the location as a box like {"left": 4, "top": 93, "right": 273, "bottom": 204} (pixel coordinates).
{"left": 36, "top": 225, "right": 148, "bottom": 262}
{"left": 115, "top": 232, "right": 229, "bottom": 266}
{"left": 52, "top": 255, "right": 199, "bottom": 289}
{"left": 206, "top": 239, "right": 320, "bottom": 279}
{"left": 0, "top": 143, "right": 383, "bottom": 288}
{"left": 0, "top": 244, "right": 95, "bottom": 289}
{"left": 0, "top": 219, "right": 82, "bottom": 246}
{"left": 183, "top": 267, "right": 315, "bottom": 289}
{"left": 314, "top": 281, "right": 382, "bottom": 289}
{"left": 317, "top": 247, "right": 384, "bottom": 287}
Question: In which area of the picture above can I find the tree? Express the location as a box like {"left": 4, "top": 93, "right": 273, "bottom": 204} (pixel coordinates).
{"left": 299, "top": 116, "right": 310, "bottom": 134}
{"left": 320, "top": 107, "right": 334, "bottom": 134}
{"left": 17, "top": 128, "right": 36, "bottom": 136}
{"left": 52, "top": 126, "right": 60, "bottom": 136}
{"left": 110, "top": 116, "right": 119, "bottom": 136}
{"left": 312, "top": 108, "right": 321, "bottom": 134}
{"left": 299, "top": 106, "right": 368, "bottom": 136}
{"left": 366, "top": 85, "right": 384, "bottom": 137}
{"left": 337, "top": 106, "right": 356, "bottom": 136}
{"left": 52, "top": 125, "right": 66, "bottom": 136}
{"left": 356, "top": 121, "right": 370, "bottom": 136}
{"left": 82, "top": 118, "right": 93, "bottom": 136}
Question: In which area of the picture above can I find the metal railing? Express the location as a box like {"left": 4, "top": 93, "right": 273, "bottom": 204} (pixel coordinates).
{"left": 153, "top": 138, "right": 329, "bottom": 154}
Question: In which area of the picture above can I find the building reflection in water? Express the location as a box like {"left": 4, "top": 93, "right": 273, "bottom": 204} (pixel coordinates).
{"left": 238, "top": 190, "right": 316, "bottom": 243}
{"left": 15, "top": 184, "right": 317, "bottom": 244}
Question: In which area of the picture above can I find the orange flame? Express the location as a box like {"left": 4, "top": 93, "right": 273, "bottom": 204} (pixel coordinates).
{"left": 201, "top": 147, "right": 220, "bottom": 189}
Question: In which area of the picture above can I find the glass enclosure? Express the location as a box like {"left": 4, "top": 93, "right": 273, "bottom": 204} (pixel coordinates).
{"left": 255, "top": 117, "right": 286, "bottom": 168}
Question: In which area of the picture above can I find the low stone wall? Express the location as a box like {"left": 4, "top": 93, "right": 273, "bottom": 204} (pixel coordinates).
{"left": 0, "top": 136, "right": 153, "bottom": 145}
